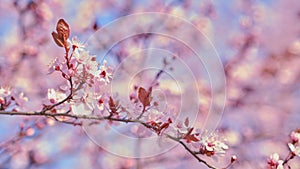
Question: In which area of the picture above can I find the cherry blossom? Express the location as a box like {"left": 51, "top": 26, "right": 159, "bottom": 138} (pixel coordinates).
{"left": 47, "top": 89, "right": 67, "bottom": 104}
{"left": 0, "top": 86, "right": 28, "bottom": 111}
{"left": 290, "top": 130, "right": 300, "bottom": 144}
{"left": 197, "top": 131, "right": 228, "bottom": 157}
{"left": 69, "top": 36, "right": 85, "bottom": 52}
{"left": 267, "top": 153, "right": 284, "bottom": 169}
{"left": 0, "top": 1, "right": 299, "bottom": 168}
{"left": 48, "top": 57, "right": 63, "bottom": 74}
{"left": 288, "top": 143, "right": 300, "bottom": 157}
{"left": 99, "top": 60, "right": 113, "bottom": 84}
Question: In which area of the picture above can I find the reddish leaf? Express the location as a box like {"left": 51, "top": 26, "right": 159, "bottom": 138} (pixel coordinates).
{"left": 108, "top": 97, "right": 115, "bottom": 107}
{"left": 159, "top": 122, "right": 170, "bottom": 131}
{"left": 51, "top": 19, "right": 70, "bottom": 48}
{"left": 51, "top": 32, "right": 64, "bottom": 47}
{"left": 183, "top": 134, "right": 200, "bottom": 143}
{"left": 183, "top": 128, "right": 199, "bottom": 143}
{"left": 150, "top": 118, "right": 173, "bottom": 135}
{"left": 148, "top": 121, "right": 160, "bottom": 128}
{"left": 138, "top": 87, "right": 152, "bottom": 108}
{"left": 108, "top": 96, "right": 118, "bottom": 115}
{"left": 186, "top": 127, "right": 194, "bottom": 136}
{"left": 56, "top": 19, "right": 70, "bottom": 39}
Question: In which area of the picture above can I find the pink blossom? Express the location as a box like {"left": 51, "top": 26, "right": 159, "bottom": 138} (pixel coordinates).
{"left": 0, "top": 87, "right": 28, "bottom": 111}
{"left": 288, "top": 143, "right": 300, "bottom": 157}
{"left": 267, "top": 153, "right": 284, "bottom": 169}
{"left": 48, "top": 57, "right": 62, "bottom": 74}
{"left": 198, "top": 131, "right": 228, "bottom": 157}
{"left": 99, "top": 60, "right": 113, "bottom": 84}
{"left": 0, "top": 86, "right": 11, "bottom": 98}
{"left": 69, "top": 36, "right": 85, "bottom": 51}
{"left": 73, "top": 50, "right": 93, "bottom": 64}
{"left": 96, "top": 95, "right": 105, "bottom": 111}
{"left": 290, "top": 130, "right": 300, "bottom": 143}
{"left": 47, "top": 89, "right": 66, "bottom": 104}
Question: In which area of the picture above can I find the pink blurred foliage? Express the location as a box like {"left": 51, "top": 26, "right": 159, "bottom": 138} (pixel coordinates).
{"left": 0, "top": 0, "right": 299, "bottom": 169}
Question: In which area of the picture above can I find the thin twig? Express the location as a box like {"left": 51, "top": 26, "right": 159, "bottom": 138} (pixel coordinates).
{"left": 0, "top": 110, "right": 219, "bottom": 169}
{"left": 166, "top": 135, "right": 218, "bottom": 169}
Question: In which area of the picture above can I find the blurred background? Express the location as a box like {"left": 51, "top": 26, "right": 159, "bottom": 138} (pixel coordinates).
{"left": 0, "top": 0, "right": 300, "bottom": 168}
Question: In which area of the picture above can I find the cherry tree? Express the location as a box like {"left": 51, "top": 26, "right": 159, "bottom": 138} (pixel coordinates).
{"left": 0, "top": 0, "right": 299, "bottom": 169}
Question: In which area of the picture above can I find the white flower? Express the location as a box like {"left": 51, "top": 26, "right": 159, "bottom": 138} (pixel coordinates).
{"left": 0, "top": 87, "right": 11, "bottom": 98}
{"left": 267, "top": 153, "right": 284, "bottom": 169}
{"left": 48, "top": 57, "right": 62, "bottom": 74}
{"left": 96, "top": 95, "right": 105, "bottom": 111}
{"left": 0, "top": 87, "right": 28, "bottom": 111}
{"left": 198, "top": 131, "right": 228, "bottom": 156}
{"left": 288, "top": 143, "right": 300, "bottom": 157}
{"left": 69, "top": 36, "right": 85, "bottom": 51}
{"left": 73, "top": 50, "right": 90, "bottom": 64}
{"left": 277, "top": 160, "right": 284, "bottom": 169}
{"left": 0, "top": 87, "right": 11, "bottom": 106}
{"left": 290, "top": 130, "right": 300, "bottom": 143}
{"left": 85, "top": 58, "right": 99, "bottom": 76}
{"left": 71, "top": 89, "right": 98, "bottom": 113}
{"left": 47, "top": 89, "right": 66, "bottom": 104}
{"left": 99, "top": 60, "right": 113, "bottom": 84}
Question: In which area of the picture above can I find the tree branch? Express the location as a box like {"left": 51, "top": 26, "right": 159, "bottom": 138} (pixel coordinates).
{"left": 166, "top": 135, "right": 218, "bottom": 169}
{"left": 0, "top": 110, "right": 220, "bottom": 169}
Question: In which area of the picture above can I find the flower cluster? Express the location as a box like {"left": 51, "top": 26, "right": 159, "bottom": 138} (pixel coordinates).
{"left": 267, "top": 153, "right": 284, "bottom": 169}
{"left": 125, "top": 85, "right": 230, "bottom": 159}
{"left": 0, "top": 86, "right": 28, "bottom": 111}
{"left": 38, "top": 19, "right": 232, "bottom": 169}
{"left": 267, "top": 129, "right": 300, "bottom": 169}
{"left": 47, "top": 88, "right": 66, "bottom": 104}
{"left": 176, "top": 119, "right": 228, "bottom": 157}
{"left": 288, "top": 129, "right": 300, "bottom": 157}
{"left": 197, "top": 131, "right": 229, "bottom": 157}
{"left": 67, "top": 39, "right": 113, "bottom": 115}
{"left": 47, "top": 19, "right": 113, "bottom": 115}
{"left": 48, "top": 38, "right": 112, "bottom": 87}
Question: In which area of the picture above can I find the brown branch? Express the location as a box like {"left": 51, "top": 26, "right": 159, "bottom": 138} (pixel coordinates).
{"left": 283, "top": 152, "right": 295, "bottom": 166}
{"left": 0, "top": 110, "right": 221, "bottom": 169}
{"left": 166, "top": 135, "right": 218, "bottom": 169}
{"left": 41, "top": 47, "right": 74, "bottom": 113}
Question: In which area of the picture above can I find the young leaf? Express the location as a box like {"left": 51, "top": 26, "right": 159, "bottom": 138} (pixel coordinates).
{"left": 51, "top": 32, "right": 64, "bottom": 47}
{"left": 183, "top": 128, "right": 199, "bottom": 143}
{"left": 183, "top": 134, "right": 200, "bottom": 143}
{"left": 56, "top": 19, "right": 70, "bottom": 40}
{"left": 51, "top": 19, "right": 70, "bottom": 48}
{"left": 108, "top": 96, "right": 118, "bottom": 115}
{"left": 138, "top": 87, "right": 152, "bottom": 108}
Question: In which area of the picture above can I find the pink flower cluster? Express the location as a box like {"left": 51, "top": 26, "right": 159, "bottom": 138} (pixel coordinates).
{"left": 288, "top": 130, "right": 300, "bottom": 157}
{"left": 47, "top": 36, "right": 113, "bottom": 115}
{"left": 267, "top": 129, "right": 300, "bottom": 169}
{"left": 267, "top": 153, "right": 284, "bottom": 169}
{"left": 31, "top": 19, "right": 233, "bottom": 168}
{"left": 48, "top": 37, "right": 112, "bottom": 85}
{"left": 186, "top": 129, "right": 228, "bottom": 157}
{"left": 175, "top": 118, "right": 228, "bottom": 157}
{"left": 0, "top": 86, "right": 28, "bottom": 111}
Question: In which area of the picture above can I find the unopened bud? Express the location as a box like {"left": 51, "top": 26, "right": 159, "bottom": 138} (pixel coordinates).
{"left": 231, "top": 155, "right": 237, "bottom": 163}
